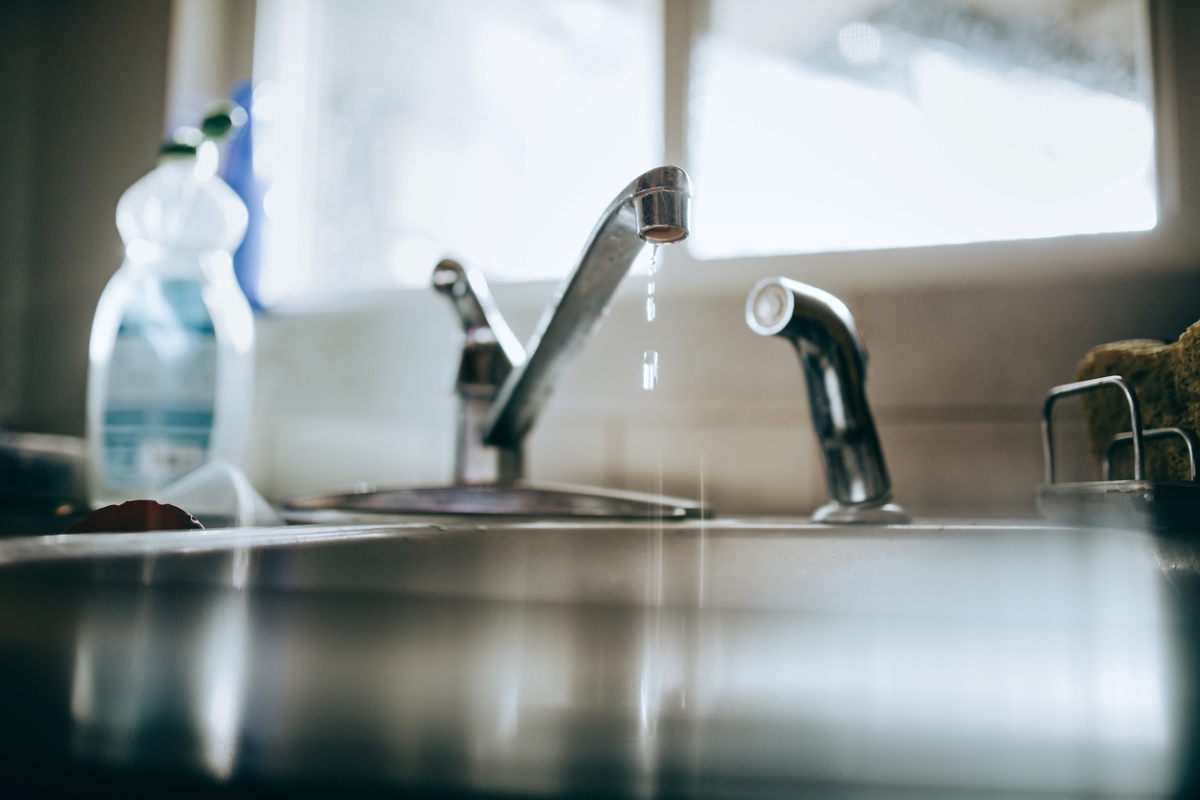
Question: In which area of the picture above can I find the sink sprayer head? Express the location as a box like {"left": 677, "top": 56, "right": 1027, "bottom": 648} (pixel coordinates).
{"left": 745, "top": 276, "right": 909, "bottom": 525}
{"left": 745, "top": 276, "right": 869, "bottom": 371}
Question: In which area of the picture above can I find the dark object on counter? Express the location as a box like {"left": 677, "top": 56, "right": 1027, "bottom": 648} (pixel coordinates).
{"left": 0, "top": 431, "right": 90, "bottom": 536}
{"left": 1075, "top": 321, "right": 1200, "bottom": 480}
{"left": 0, "top": 430, "right": 87, "bottom": 505}
{"left": 0, "top": 501, "right": 88, "bottom": 537}
{"left": 67, "top": 499, "right": 203, "bottom": 533}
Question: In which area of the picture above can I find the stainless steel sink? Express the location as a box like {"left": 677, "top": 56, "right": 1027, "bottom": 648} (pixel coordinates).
{"left": 0, "top": 518, "right": 1193, "bottom": 797}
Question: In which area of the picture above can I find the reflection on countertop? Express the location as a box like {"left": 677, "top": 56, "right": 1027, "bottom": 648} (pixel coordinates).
{"left": 0, "top": 519, "right": 1195, "bottom": 797}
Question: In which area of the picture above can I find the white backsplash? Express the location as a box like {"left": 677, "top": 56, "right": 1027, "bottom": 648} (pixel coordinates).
{"left": 245, "top": 268, "right": 1200, "bottom": 518}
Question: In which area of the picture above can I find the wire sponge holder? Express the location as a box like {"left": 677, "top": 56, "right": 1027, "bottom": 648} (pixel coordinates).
{"left": 1037, "top": 376, "right": 1200, "bottom": 533}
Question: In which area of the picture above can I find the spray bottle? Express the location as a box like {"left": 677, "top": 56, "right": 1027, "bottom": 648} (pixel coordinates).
{"left": 86, "top": 107, "right": 254, "bottom": 507}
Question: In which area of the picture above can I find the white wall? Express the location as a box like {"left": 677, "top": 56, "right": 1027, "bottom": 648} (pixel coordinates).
{"left": 245, "top": 264, "right": 1200, "bottom": 518}
{"left": 0, "top": 0, "right": 172, "bottom": 436}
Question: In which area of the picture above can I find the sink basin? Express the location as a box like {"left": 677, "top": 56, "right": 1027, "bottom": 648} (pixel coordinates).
{"left": 0, "top": 518, "right": 1192, "bottom": 797}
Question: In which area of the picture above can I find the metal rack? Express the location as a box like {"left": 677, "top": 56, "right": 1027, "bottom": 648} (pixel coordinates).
{"left": 1036, "top": 376, "right": 1200, "bottom": 532}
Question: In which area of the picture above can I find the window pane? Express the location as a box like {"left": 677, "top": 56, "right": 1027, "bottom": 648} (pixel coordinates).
{"left": 688, "top": 0, "right": 1156, "bottom": 260}
{"left": 255, "top": 0, "right": 661, "bottom": 304}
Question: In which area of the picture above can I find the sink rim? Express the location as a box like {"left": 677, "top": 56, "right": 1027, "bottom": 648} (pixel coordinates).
{"left": 0, "top": 517, "right": 1083, "bottom": 569}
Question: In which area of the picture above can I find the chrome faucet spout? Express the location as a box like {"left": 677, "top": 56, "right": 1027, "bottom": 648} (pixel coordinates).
{"left": 483, "top": 166, "right": 691, "bottom": 448}
{"left": 746, "top": 277, "right": 909, "bottom": 524}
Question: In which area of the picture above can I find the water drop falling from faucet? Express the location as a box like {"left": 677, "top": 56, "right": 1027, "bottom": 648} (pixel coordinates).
{"left": 642, "top": 245, "right": 660, "bottom": 383}
{"left": 646, "top": 250, "right": 657, "bottom": 322}
{"left": 642, "top": 350, "right": 658, "bottom": 391}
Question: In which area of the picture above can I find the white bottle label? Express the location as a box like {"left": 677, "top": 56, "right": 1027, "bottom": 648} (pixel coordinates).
{"left": 102, "top": 279, "right": 217, "bottom": 490}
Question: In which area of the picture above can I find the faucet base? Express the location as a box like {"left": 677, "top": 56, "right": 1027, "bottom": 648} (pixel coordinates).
{"left": 285, "top": 483, "right": 710, "bottom": 521}
{"left": 813, "top": 499, "right": 911, "bottom": 525}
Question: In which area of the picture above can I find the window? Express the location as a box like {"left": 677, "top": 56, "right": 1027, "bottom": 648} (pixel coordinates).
{"left": 251, "top": 0, "right": 661, "bottom": 305}
{"left": 248, "top": 0, "right": 1156, "bottom": 305}
{"left": 688, "top": 0, "right": 1157, "bottom": 259}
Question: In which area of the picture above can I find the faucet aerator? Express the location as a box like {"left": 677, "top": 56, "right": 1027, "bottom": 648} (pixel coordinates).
{"left": 634, "top": 181, "right": 691, "bottom": 244}
{"left": 640, "top": 226, "right": 687, "bottom": 244}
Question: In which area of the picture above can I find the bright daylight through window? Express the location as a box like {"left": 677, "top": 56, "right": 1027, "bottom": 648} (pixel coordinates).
{"left": 249, "top": 0, "right": 1156, "bottom": 302}
{"left": 251, "top": 0, "right": 661, "bottom": 305}
{"left": 689, "top": 0, "right": 1157, "bottom": 259}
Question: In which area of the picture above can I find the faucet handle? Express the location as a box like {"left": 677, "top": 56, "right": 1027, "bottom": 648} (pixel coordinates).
{"left": 432, "top": 259, "right": 526, "bottom": 395}
{"left": 433, "top": 259, "right": 488, "bottom": 327}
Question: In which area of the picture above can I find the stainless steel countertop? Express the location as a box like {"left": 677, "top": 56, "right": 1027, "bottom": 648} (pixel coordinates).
{"left": 0, "top": 518, "right": 1196, "bottom": 797}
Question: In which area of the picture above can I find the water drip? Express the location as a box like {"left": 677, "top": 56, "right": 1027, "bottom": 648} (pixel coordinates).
{"left": 641, "top": 246, "right": 661, "bottom": 381}
{"left": 642, "top": 350, "right": 658, "bottom": 391}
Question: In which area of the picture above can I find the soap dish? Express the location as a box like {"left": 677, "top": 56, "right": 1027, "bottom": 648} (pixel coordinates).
{"left": 1035, "top": 376, "right": 1200, "bottom": 533}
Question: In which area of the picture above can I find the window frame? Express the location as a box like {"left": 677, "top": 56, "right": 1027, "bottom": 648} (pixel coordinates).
{"left": 246, "top": 0, "right": 1198, "bottom": 313}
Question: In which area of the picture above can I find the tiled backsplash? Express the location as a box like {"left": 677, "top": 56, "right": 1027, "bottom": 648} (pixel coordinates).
{"left": 247, "top": 267, "right": 1200, "bottom": 518}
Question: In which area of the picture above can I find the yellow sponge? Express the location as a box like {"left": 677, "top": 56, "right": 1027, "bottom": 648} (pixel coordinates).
{"left": 1074, "top": 322, "right": 1200, "bottom": 481}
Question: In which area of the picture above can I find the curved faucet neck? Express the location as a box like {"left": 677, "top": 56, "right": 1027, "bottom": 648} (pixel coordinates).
{"left": 483, "top": 166, "right": 691, "bottom": 448}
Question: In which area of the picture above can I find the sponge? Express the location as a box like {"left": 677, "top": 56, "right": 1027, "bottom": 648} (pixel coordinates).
{"left": 1074, "top": 322, "right": 1200, "bottom": 481}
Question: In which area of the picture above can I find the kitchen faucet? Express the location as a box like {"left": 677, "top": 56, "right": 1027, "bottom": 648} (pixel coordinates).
{"left": 746, "top": 277, "right": 909, "bottom": 524}
{"left": 284, "top": 167, "right": 704, "bottom": 520}
{"left": 436, "top": 166, "right": 691, "bottom": 488}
